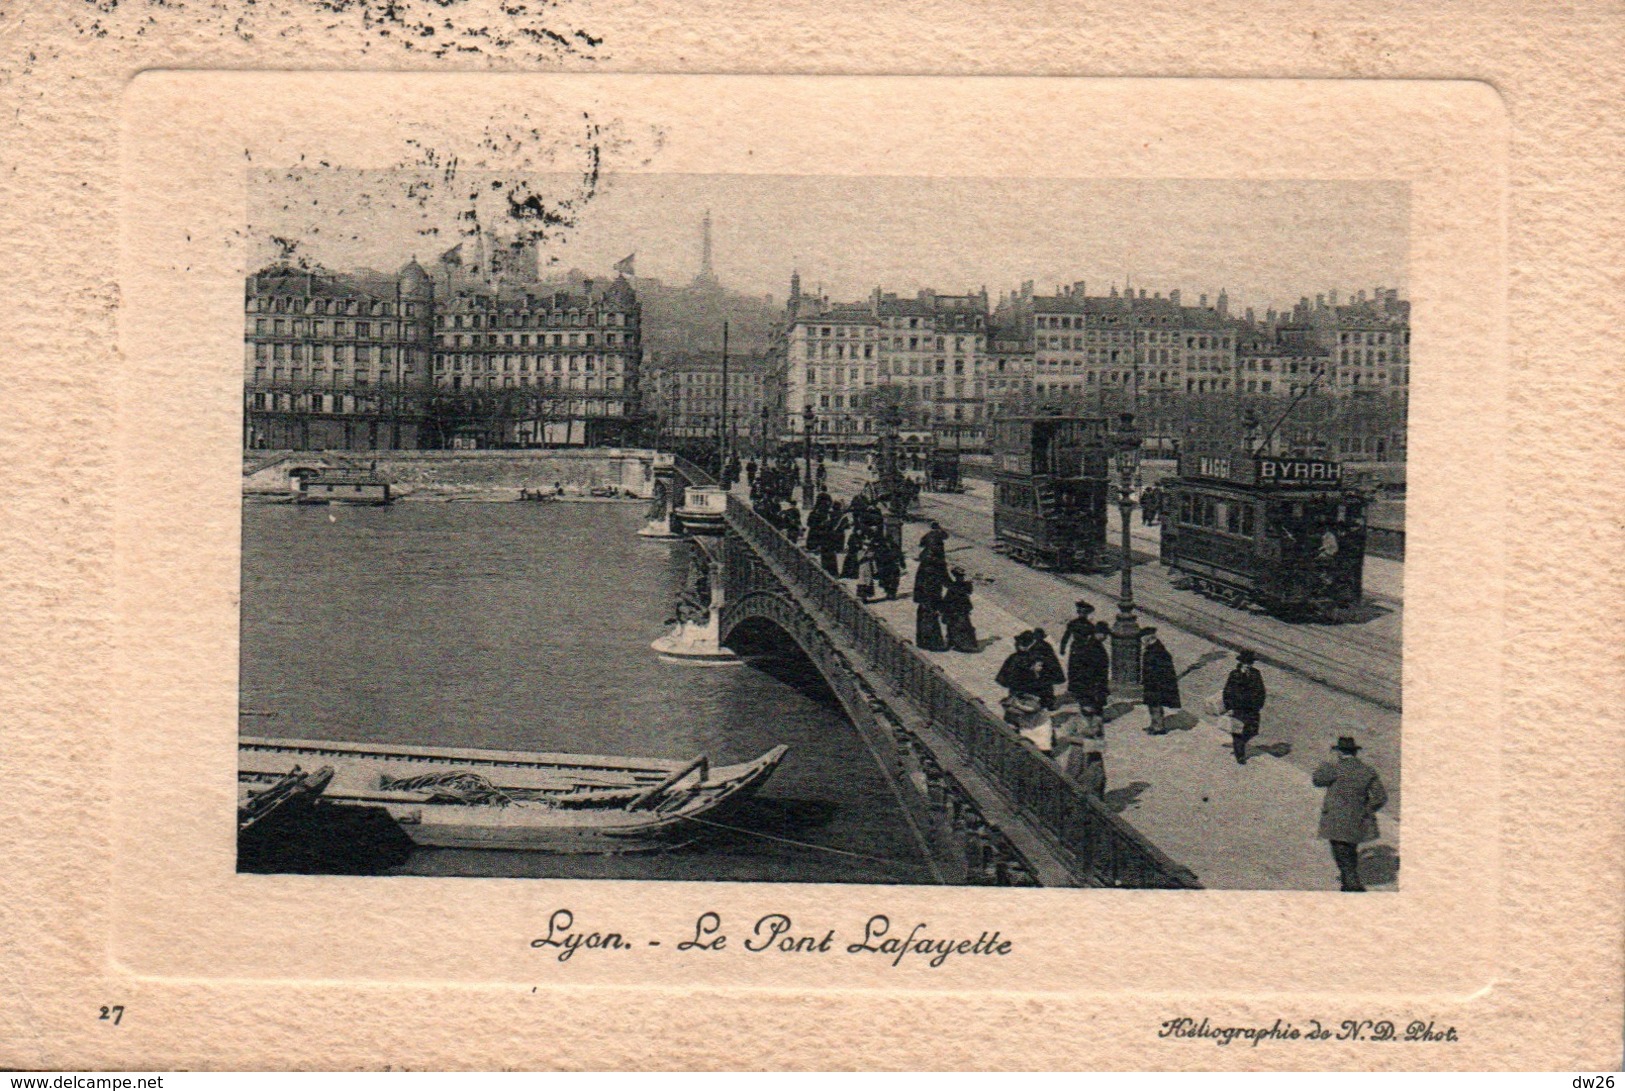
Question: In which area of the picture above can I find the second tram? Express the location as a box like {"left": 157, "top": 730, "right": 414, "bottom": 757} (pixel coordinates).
{"left": 1160, "top": 451, "right": 1368, "bottom": 618}
{"left": 990, "top": 414, "right": 1111, "bottom": 571}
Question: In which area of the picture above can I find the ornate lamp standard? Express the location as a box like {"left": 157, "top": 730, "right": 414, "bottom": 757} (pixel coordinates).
{"left": 801, "top": 403, "right": 815, "bottom": 506}
{"left": 1108, "top": 411, "right": 1145, "bottom": 698}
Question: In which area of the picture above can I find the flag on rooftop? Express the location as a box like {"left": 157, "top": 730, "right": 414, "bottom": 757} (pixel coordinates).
{"left": 614, "top": 253, "right": 636, "bottom": 276}
{"left": 438, "top": 242, "right": 463, "bottom": 266}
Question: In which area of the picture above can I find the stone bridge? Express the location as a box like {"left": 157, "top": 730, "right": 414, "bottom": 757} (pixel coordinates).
{"left": 669, "top": 456, "right": 1199, "bottom": 889}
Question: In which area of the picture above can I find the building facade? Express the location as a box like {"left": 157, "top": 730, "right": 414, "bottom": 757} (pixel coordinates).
{"left": 646, "top": 350, "right": 778, "bottom": 453}
{"left": 243, "top": 261, "right": 436, "bottom": 449}
{"left": 783, "top": 276, "right": 993, "bottom": 451}
{"left": 244, "top": 260, "right": 645, "bottom": 450}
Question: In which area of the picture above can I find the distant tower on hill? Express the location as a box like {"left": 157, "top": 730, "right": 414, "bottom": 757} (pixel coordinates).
{"left": 694, "top": 209, "right": 719, "bottom": 288}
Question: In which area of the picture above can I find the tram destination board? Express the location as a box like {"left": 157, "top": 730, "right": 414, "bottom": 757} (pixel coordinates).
{"left": 1180, "top": 453, "right": 1345, "bottom": 488}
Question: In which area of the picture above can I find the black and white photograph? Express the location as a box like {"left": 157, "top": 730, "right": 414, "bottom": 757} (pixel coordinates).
{"left": 237, "top": 169, "right": 1407, "bottom": 892}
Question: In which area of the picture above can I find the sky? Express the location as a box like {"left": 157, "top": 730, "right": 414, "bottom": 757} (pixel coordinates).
{"left": 249, "top": 172, "right": 1408, "bottom": 316}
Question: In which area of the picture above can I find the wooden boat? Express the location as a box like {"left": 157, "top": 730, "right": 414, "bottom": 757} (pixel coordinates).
{"left": 238, "top": 735, "right": 789, "bottom": 853}
{"left": 238, "top": 764, "right": 335, "bottom": 833}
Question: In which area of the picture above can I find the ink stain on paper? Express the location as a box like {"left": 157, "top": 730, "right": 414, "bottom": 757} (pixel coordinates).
{"left": 65, "top": 0, "right": 603, "bottom": 61}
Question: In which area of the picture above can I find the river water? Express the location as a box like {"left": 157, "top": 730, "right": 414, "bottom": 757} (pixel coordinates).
{"left": 239, "top": 501, "right": 934, "bottom": 884}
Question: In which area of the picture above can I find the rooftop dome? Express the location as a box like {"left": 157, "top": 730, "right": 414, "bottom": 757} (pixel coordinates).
{"left": 398, "top": 257, "right": 433, "bottom": 298}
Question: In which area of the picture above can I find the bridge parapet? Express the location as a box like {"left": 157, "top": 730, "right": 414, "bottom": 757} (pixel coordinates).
{"left": 691, "top": 461, "right": 1199, "bottom": 889}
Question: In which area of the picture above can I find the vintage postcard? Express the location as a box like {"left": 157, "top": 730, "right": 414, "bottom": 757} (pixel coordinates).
{"left": 0, "top": 60, "right": 1608, "bottom": 1070}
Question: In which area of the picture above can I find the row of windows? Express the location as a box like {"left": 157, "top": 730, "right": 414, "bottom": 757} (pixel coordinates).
{"left": 1338, "top": 330, "right": 1406, "bottom": 346}
{"left": 248, "top": 297, "right": 416, "bottom": 317}
{"left": 253, "top": 343, "right": 410, "bottom": 364}
{"left": 438, "top": 375, "right": 635, "bottom": 400}
{"left": 441, "top": 331, "right": 623, "bottom": 348}
{"left": 1178, "top": 494, "right": 1259, "bottom": 538}
{"left": 251, "top": 319, "right": 418, "bottom": 339}
{"left": 1340, "top": 348, "right": 1395, "bottom": 365}
{"left": 252, "top": 367, "right": 413, "bottom": 386}
{"left": 433, "top": 354, "right": 624, "bottom": 373}
{"left": 436, "top": 310, "right": 628, "bottom": 329}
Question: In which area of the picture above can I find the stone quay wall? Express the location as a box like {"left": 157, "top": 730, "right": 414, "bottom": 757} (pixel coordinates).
{"left": 244, "top": 449, "right": 659, "bottom": 499}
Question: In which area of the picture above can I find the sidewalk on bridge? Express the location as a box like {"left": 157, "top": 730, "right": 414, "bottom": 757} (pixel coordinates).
{"left": 815, "top": 466, "right": 1399, "bottom": 891}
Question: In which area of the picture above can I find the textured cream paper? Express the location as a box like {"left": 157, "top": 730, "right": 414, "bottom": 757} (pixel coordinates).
{"left": 1, "top": 3, "right": 1620, "bottom": 1072}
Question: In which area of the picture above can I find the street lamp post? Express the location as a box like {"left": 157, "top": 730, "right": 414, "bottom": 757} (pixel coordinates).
{"left": 801, "top": 404, "right": 815, "bottom": 506}
{"left": 1108, "top": 411, "right": 1145, "bottom": 699}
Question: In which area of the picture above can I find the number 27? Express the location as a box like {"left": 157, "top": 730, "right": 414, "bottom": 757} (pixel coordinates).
{"left": 98, "top": 1006, "right": 124, "bottom": 1025}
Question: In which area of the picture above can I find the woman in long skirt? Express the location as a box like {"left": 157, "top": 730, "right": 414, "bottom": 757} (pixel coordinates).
{"left": 941, "top": 568, "right": 980, "bottom": 652}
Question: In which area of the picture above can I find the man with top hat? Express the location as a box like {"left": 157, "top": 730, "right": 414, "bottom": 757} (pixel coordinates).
{"left": 1222, "top": 649, "right": 1267, "bottom": 764}
{"left": 1139, "top": 627, "right": 1181, "bottom": 734}
{"left": 1312, "top": 735, "right": 1389, "bottom": 892}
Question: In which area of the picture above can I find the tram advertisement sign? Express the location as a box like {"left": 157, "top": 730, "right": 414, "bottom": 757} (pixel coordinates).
{"left": 1256, "top": 457, "right": 1342, "bottom": 485}
{"left": 1181, "top": 454, "right": 1343, "bottom": 486}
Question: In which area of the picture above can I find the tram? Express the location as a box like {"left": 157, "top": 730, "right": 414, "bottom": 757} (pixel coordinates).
{"left": 990, "top": 414, "right": 1111, "bottom": 571}
{"left": 926, "top": 448, "right": 963, "bottom": 493}
{"left": 1160, "top": 451, "right": 1368, "bottom": 618}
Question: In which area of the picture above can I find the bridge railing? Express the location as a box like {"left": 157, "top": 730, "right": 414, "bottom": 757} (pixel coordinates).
{"left": 713, "top": 486, "right": 1199, "bottom": 890}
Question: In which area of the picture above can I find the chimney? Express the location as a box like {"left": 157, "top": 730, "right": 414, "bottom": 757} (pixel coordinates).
{"left": 1110, "top": 285, "right": 1118, "bottom": 298}
{"left": 1199, "top": 293, "right": 1208, "bottom": 308}
{"left": 1073, "top": 280, "right": 1086, "bottom": 297}
{"left": 1217, "top": 289, "right": 1229, "bottom": 319}
{"left": 1329, "top": 289, "right": 1339, "bottom": 306}
{"left": 1153, "top": 291, "right": 1162, "bottom": 299}
{"left": 1316, "top": 294, "right": 1326, "bottom": 309}
{"left": 1169, "top": 289, "right": 1180, "bottom": 305}
{"left": 1245, "top": 307, "right": 1256, "bottom": 324}
{"left": 1357, "top": 289, "right": 1367, "bottom": 303}
{"left": 584, "top": 278, "right": 595, "bottom": 297}
{"left": 1138, "top": 289, "right": 1147, "bottom": 299}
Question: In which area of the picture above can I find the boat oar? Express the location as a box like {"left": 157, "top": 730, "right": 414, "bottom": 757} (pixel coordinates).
{"left": 625, "top": 754, "right": 709, "bottom": 812}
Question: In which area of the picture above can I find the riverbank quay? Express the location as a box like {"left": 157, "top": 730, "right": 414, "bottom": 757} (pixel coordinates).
{"left": 812, "top": 467, "right": 1400, "bottom": 891}
{"left": 244, "top": 448, "right": 661, "bottom": 500}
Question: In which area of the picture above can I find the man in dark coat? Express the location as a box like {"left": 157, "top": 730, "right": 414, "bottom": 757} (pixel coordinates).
{"left": 781, "top": 501, "right": 802, "bottom": 544}
{"left": 1139, "top": 627, "right": 1181, "bottom": 734}
{"left": 1065, "top": 621, "right": 1112, "bottom": 726}
{"left": 1058, "top": 601, "right": 1097, "bottom": 691}
{"left": 1029, "top": 627, "right": 1067, "bottom": 709}
{"left": 1222, "top": 649, "right": 1267, "bottom": 764}
{"left": 995, "top": 631, "right": 1040, "bottom": 704}
{"left": 920, "top": 521, "right": 948, "bottom": 559}
{"left": 1312, "top": 735, "right": 1389, "bottom": 892}
{"left": 744, "top": 459, "right": 757, "bottom": 489}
